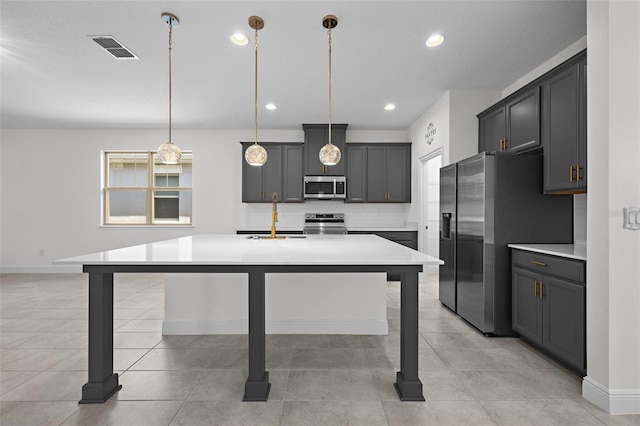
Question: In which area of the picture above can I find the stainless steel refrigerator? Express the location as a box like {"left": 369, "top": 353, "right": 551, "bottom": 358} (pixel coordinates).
{"left": 439, "top": 152, "right": 573, "bottom": 335}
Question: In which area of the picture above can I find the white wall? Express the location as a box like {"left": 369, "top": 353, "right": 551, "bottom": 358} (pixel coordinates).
{"left": 0, "top": 127, "right": 411, "bottom": 271}
{"left": 582, "top": 0, "right": 640, "bottom": 414}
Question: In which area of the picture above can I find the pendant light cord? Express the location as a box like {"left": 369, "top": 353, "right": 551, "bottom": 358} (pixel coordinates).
{"left": 168, "top": 19, "right": 173, "bottom": 145}
{"left": 328, "top": 26, "right": 332, "bottom": 146}
{"left": 254, "top": 27, "right": 259, "bottom": 145}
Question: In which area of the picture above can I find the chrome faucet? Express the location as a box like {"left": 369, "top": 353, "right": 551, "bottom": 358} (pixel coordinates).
{"left": 270, "top": 192, "right": 278, "bottom": 239}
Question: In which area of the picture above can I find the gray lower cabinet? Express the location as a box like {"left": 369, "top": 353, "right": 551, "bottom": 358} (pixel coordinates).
{"left": 303, "top": 124, "right": 347, "bottom": 176}
{"left": 512, "top": 249, "right": 585, "bottom": 373}
{"left": 241, "top": 142, "right": 303, "bottom": 203}
{"left": 542, "top": 51, "right": 587, "bottom": 194}
{"left": 348, "top": 230, "right": 417, "bottom": 280}
{"left": 478, "top": 87, "right": 540, "bottom": 154}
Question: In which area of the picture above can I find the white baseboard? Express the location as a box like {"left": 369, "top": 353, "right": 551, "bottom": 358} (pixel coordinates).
{"left": 0, "top": 265, "right": 82, "bottom": 274}
{"left": 583, "top": 376, "right": 640, "bottom": 414}
{"left": 163, "top": 319, "right": 389, "bottom": 335}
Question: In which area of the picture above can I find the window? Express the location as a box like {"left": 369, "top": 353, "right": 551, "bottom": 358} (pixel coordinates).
{"left": 104, "top": 151, "right": 192, "bottom": 225}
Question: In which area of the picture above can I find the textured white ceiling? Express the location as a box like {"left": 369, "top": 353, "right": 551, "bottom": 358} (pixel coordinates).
{"left": 0, "top": 0, "right": 586, "bottom": 130}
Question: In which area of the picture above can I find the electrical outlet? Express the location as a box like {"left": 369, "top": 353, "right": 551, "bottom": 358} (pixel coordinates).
{"left": 623, "top": 207, "right": 640, "bottom": 230}
{"left": 39, "top": 249, "right": 45, "bottom": 256}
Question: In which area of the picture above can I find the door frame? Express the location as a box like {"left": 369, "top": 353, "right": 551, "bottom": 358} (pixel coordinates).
{"left": 418, "top": 147, "right": 443, "bottom": 264}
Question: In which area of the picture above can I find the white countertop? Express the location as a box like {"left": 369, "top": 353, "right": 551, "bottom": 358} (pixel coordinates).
{"left": 508, "top": 244, "right": 587, "bottom": 261}
{"left": 57, "top": 234, "right": 443, "bottom": 266}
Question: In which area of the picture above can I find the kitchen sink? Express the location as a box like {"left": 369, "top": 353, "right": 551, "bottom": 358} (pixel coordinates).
{"left": 246, "top": 235, "right": 307, "bottom": 240}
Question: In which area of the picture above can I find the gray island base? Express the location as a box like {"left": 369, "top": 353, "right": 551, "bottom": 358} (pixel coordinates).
{"left": 56, "top": 234, "right": 442, "bottom": 403}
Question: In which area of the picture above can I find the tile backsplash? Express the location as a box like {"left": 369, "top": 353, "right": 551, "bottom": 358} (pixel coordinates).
{"left": 242, "top": 201, "right": 409, "bottom": 230}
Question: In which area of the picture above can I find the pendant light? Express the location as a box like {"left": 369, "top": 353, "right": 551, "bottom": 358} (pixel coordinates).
{"left": 157, "top": 13, "right": 182, "bottom": 165}
{"left": 244, "top": 16, "right": 268, "bottom": 166}
{"left": 319, "top": 15, "right": 341, "bottom": 167}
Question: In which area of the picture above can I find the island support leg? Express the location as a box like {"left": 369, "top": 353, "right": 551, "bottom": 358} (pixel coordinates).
{"left": 80, "top": 272, "right": 121, "bottom": 403}
{"left": 243, "top": 272, "right": 270, "bottom": 401}
{"left": 394, "top": 270, "right": 425, "bottom": 401}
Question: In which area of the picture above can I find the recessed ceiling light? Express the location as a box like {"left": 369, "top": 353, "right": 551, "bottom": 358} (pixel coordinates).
{"left": 230, "top": 32, "right": 248, "bottom": 46}
{"left": 425, "top": 33, "right": 445, "bottom": 48}
{"left": 384, "top": 103, "right": 396, "bottom": 111}
{"left": 265, "top": 103, "right": 277, "bottom": 110}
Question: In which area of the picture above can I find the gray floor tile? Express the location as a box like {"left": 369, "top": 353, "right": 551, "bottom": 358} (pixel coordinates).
{"left": 0, "top": 371, "right": 40, "bottom": 396}
{"left": 0, "top": 348, "right": 78, "bottom": 371}
{"left": 382, "top": 400, "right": 497, "bottom": 425}
{"left": 290, "top": 348, "right": 368, "bottom": 369}
{"left": 2, "top": 272, "right": 637, "bottom": 425}
{"left": 171, "top": 400, "right": 283, "bottom": 426}
{"left": 281, "top": 400, "right": 387, "bottom": 426}
{"left": 0, "top": 332, "right": 40, "bottom": 349}
{"left": 49, "top": 348, "right": 150, "bottom": 371}
{"left": 0, "top": 371, "right": 85, "bottom": 401}
{"left": 480, "top": 399, "right": 603, "bottom": 425}
{"left": 129, "top": 348, "right": 221, "bottom": 370}
{"left": 115, "top": 319, "right": 163, "bottom": 333}
{"left": 115, "top": 370, "right": 201, "bottom": 401}
{"left": 460, "top": 370, "right": 569, "bottom": 400}
{"left": 156, "top": 334, "right": 229, "bottom": 348}
{"left": 16, "top": 332, "right": 87, "bottom": 349}
{"left": 189, "top": 368, "right": 288, "bottom": 401}
{"left": 0, "top": 401, "right": 80, "bottom": 426}
{"left": 114, "top": 332, "right": 164, "bottom": 349}
{"left": 284, "top": 369, "right": 379, "bottom": 401}
{"left": 61, "top": 400, "right": 183, "bottom": 426}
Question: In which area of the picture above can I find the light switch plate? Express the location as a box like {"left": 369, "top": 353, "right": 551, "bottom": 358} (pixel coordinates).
{"left": 623, "top": 207, "right": 640, "bottom": 230}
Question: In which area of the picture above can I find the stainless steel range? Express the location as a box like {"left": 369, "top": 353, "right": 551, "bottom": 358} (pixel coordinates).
{"left": 303, "top": 213, "right": 347, "bottom": 235}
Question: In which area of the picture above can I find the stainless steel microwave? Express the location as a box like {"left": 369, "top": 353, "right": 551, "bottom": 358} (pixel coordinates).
{"left": 303, "top": 176, "right": 346, "bottom": 199}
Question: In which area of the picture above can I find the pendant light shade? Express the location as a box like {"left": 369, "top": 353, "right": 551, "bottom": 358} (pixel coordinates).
{"left": 245, "top": 16, "right": 268, "bottom": 167}
{"left": 319, "top": 15, "right": 341, "bottom": 167}
{"left": 319, "top": 140, "right": 341, "bottom": 166}
{"left": 245, "top": 143, "right": 268, "bottom": 165}
{"left": 157, "top": 13, "right": 181, "bottom": 165}
{"left": 157, "top": 142, "right": 182, "bottom": 165}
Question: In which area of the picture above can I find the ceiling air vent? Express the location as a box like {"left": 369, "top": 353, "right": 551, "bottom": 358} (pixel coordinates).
{"left": 90, "top": 36, "right": 138, "bottom": 60}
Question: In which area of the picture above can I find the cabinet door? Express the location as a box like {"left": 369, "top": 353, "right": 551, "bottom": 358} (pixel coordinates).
{"left": 366, "top": 146, "right": 387, "bottom": 202}
{"left": 542, "top": 276, "right": 585, "bottom": 371}
{"left": 543, "top": 64, "right": 580, "bottom": 192}
{"left": 512, "top": 267, "right": 543, "bottom": 345}
{"left": 576, "top": 57, "right": 587, "bottom": 191}
{"left": 303, "top": 124, "right": 346, "bottom": 176}
{"left": 242, "top": 143, "right": 266, "bottom": 202}
{"left": 346, "top": 145, "right": 367, "bottom": 202}
{"left": 386, "top": 145, "right": 410, "bottom": 202}
{"left": 262, "top": 145, "right": 283, "bottom": 202}
{"left": 282, "top": 145, "right": 303, "bottom": 202}
{"left": 506, "top": 87, "right": 540, "bottom": 152}
{"left": 478, "top": 107, "right": 505, "bottom": 153}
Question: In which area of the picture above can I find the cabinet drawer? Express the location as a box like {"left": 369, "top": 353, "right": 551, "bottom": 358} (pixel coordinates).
{"left": 512, "top": 250, "right": 584, "bottom": 282}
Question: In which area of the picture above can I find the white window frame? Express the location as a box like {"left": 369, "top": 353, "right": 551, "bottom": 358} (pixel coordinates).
{"left": 103, "top": 151, "right": 192, "bottom": 226}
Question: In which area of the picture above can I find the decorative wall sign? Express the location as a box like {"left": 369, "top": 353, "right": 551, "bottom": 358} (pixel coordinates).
{"left": 424, "top": 122, "right": 437, "bottom": 145}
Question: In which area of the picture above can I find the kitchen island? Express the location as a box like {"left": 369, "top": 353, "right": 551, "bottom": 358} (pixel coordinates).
{"left": 57, "top": 234, "right": 443, "bottom": 404}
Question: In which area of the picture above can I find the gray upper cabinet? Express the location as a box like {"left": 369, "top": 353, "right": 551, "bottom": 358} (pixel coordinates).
{"left": 303, "top": 124, "right": 347, "bottom": 176}
{"left": 479, "top": 107, "right": 506, "bottom": 153}
{"left": 366, "top": 144, "right": 411, "bottom": 203}
{"left": 241, "top": 142, "right": 303, "bottom": 203}
{"left": 282, "top": 145, "right": 304, "bottom": 202}
{"left": 478, "top": 87, "right": 540, "bottom": 153}
{"left": 542, "top": 51, "right": 587, "bottom": 194}
{"left": 346, "top": 144, "right": 367, "bottom": 202}
{"left": 345, "top": 143, "right": 411, "bottom": 203}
